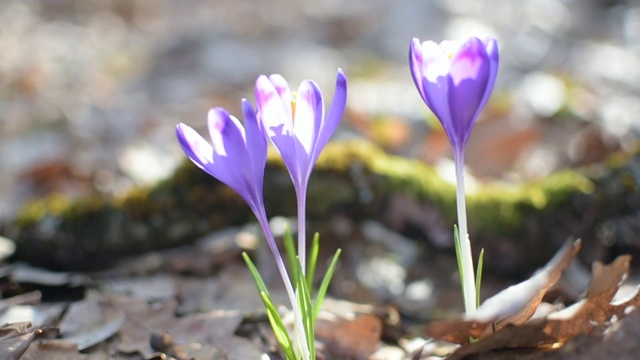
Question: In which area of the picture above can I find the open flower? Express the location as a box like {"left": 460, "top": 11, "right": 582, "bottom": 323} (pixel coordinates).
{"left": 255, "top": 69, "right": 347, "bottom": 193}
{"left": 409, "top": 36, "right": 498, "bottom": 153}
{"left": 255, "top": 69, "right": 347, "bottom": 269}
{"left": 176, "top": 99, "right": 267, "bottom": 216}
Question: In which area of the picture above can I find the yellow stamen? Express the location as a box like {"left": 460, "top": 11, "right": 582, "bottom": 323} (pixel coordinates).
{"left": 440, "top": 40, "right": 458, "bottom": 60}
{"left": 291, "top": 91, "right": 298, "bottom": 118}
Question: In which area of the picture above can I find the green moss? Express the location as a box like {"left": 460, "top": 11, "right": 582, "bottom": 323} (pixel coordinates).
{"left": 15, "top": 193, "right": 70, "bottom": 225}
{"left": 309, "top": 141, "right": 594, "bottom": 234}
{"left": 15, "top": 193, "right": 109, "bottom": 226}
{"left": 5, "top": 140, "right": 599, "bottom": 269}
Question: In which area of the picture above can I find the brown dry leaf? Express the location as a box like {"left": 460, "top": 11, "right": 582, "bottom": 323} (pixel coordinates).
{"left": 442, "top": 255, "right": 638, "bottom": 360}
{"left": 175, "top": 277, "right": 219, "bottom": 315}
{"left": 21, "top": 340, "right": 108, "bottom": 360}
{"left": 0, "top": 322, "right": 41, "bottom": 360}
{"left": 537, "top": 255, "right": 635, "bottom": 345}
{"left": 425, "top": 239, "right": 581, "bottom": 344}
{"left": 108, "top": 296, "right": 179, "bottom": 356}
{"left": 107, "top": 292, "right": 257, "bottom": 359}
{"left": 149, "top": 332, "right": 226, "bottom": 360}
{"left": 56, "top": 296, "right": 125, "bottom": 351}
{"left": 0, "top": 291, "right": 42, "bottom": 312}
{"left": 543, "top": 308, "right": 640, "bottom": 360}
{"left": 166, "top": 309, "right": 252, "bottom": 359}
{"left": 103, "top": 274, "right": 177, "bottom": 301}
{"left": 316, "top": 311, "right": 382, "bottom": 359}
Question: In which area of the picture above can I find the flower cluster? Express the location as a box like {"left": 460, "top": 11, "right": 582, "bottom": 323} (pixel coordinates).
{"left": 177, "top": 70, "right": 346, "bottom": 359}
{"left": 176, "top": 34, "right": 498, "bottom": 359}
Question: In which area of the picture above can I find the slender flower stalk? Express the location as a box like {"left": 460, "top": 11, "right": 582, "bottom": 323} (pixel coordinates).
{"left": 175, "top": 101, "right": 309, "bottom": 357}
{"left": 255, "top": 69, "right": 347, "bottom": 271}
{"left": 252, "top": 206, "right": 309, "bottom": 359}
{"left": 409, "top": 36, "right": 499, "bottom": 313}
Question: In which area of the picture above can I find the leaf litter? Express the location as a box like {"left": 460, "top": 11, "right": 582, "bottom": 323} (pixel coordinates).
{"left": 0, "top": 225, "right": 387, "bottom": 359}
{"left": 0, "top": 229, "right": 638, "bottom": 359}
{"left": 425, "top": 239, "right": 582, "bottom": 344}
{"left": 421, "top": 239, "right": 640, "bottom": 359}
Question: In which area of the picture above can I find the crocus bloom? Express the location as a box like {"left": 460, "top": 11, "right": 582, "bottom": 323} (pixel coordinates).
{"left": 176, "top": 100, "right": 309, "bottom": 357}
{"left": 176, "top": 100, "right": 267, "bottom": 216}
{"left": 410, "top": 36, "right": 499, "bottom": 314}
{"left": 255, "top": 69, "right": 347, "bottom": 270}
{"left": 409, "top": 36, "right": 498, "bottom": 154}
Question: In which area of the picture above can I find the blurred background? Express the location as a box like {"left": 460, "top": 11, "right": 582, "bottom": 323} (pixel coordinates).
{"left": 1, "top": 0, "right": 639, "bottom": 223}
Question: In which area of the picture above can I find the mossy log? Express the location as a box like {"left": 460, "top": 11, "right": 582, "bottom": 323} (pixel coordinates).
{"left": 2, "top": 141, "right": 638, "bottom": 274}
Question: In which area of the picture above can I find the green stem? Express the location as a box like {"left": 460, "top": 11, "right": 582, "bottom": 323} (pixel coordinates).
{"left": 454, "top": 148, "right": 477, "bottom": 313}
{"left": 297, "top": 189, "right": 307, "bottom": 273}
{"left": 254, "top": 208, "right": 310, "bottom": 359}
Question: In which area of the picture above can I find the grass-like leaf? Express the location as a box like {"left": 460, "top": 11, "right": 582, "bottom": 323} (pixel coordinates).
{"left": 283, "top": 226, "right": 299, "bottom": 283}
{"left": 293, "top": 256, "right": 316, "bottom": 360}
{"left": 242, "top": 252, "right": 270, "bottom": 295}
{"left": 261, "top": 292, "right": 296, "bottom": 360}
{"left": 306, "top": 233, "right": 320, "bottom": 294}
{"left": 453, "top": 225, "right": 465, "bottom": 302}
{"left": 476, "top": 248, "right": 485, "bottom": 308}
{"left": 243, "top": 253, "right": 295, "bottom": 359}
{"left": 313, "top": 248, "right": 341, "bottom": 322}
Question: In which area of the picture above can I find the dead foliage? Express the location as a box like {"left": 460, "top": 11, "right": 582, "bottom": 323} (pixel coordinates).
{"left": 423, "top": 239, "right": 640, "bottom": 359}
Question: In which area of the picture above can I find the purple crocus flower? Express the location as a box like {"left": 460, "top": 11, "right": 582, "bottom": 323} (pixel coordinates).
{"left": 176, "top": 100, "right": 268, "bottom": 216}
{"left": 255, "top": 69, "right": 347, "bottom": 269}
{"left": 409, "top": 36, "right": 499, "bottom": 314}
{"left": 409, "top": 36, "right": 498, "bottom": 154}
{"left": 176, "top": 100, "right": 307, "bottom": 354}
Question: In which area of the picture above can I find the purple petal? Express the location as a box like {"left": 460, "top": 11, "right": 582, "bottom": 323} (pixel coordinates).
{"left": 418, "top": 40, "right": 453, "bottom": 125}
{"left": 176, "top": 123, "right": 214, "bottom": 170}
{"left": 449, "top": 37, "right": 489, "bottom": 85}
{"left": 446, "top": 37, "right": 490, "bottom": 146}
{"left": 255, "top": 74, "right": 301, "bottom": 183}
{"left": 176, "top": 122, "right": 243, "bottom": 196}
{"left": 409, "top": 38, "right": 426, "bottom": 102}
{"left": 478, "top": 37, "right": 500, "bottom": 112}
{"left": 268, "top": 74, "right": 293, "bottom": 117}
{"left": 421, "top": 67, "right": 453, "bottom": 140}
{"left": 421, "top": 40, "right": 450, "bottom": 82}
{"left": 294, "top": 79, "right": 323, "bottom": 155}
{"left": 208, "top": 108, "right": 247, "bottom": 162}
{"left": 206, "top": 108, "right": 228, "bottom": 155}
{"left": 313, "top": 68, "right": 347, "bottom": 162}
{"left": 208, "top": 108, "right": 262, "bottom": 208}
{"left": 255, "top": 75, "right": 293, "bottom": 138}
{"left": 241, "top": 98, "right": 267, "bottom": 190}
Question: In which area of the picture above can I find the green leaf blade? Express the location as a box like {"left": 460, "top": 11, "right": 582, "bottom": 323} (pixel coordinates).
{"left": 283, "top": 226, "right": 299, "bottom": 283}
{"left": 306, "top": 232, "right": 320, "bottom": 294}
{"left": 260, "top": 292, "right": 296, "bottom": 360}
{"left": 286, "top": 255, "right": 313, "bottom": 360}
{"left": 242, "top": 252, "right": 270, "bottom": 295}
{"left": 313, "top": 248, "right": 341, "bottom": 322}
{"left": 476, "top": 248, "right": 485, "bottom": 308}
{"left": 453, "top": 225, "right": 465, "bottom": 302}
